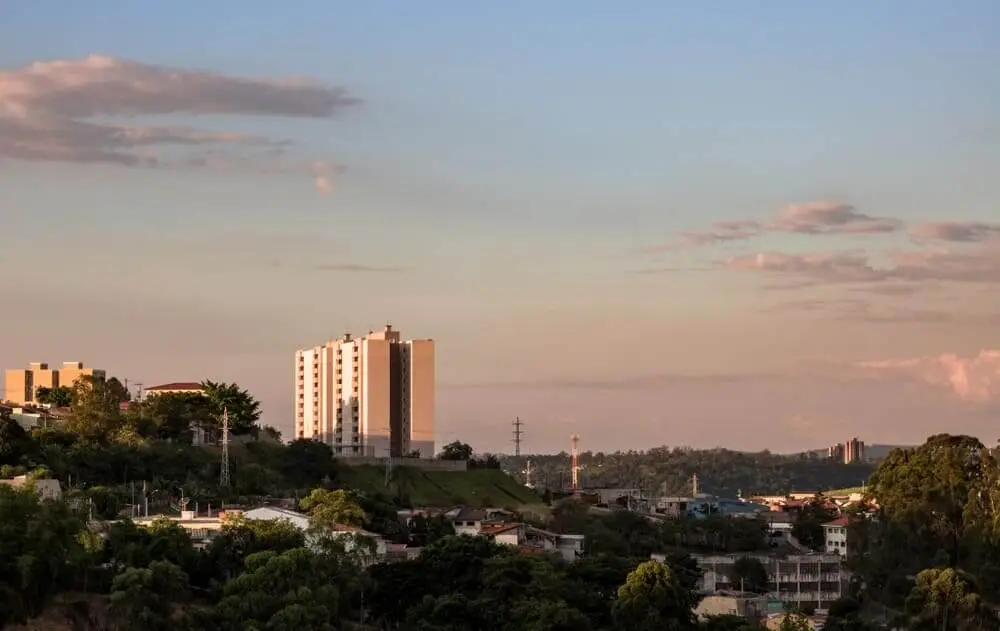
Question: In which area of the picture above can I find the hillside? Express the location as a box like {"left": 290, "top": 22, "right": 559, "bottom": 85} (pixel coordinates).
{"left": 339, "top": 465, "right": 542, "bottom": 509}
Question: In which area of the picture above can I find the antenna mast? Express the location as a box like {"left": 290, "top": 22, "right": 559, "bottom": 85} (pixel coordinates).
{"left": 220, "top": 407, "right": 231, "bottom": 489}
{"left": 512, "top": 416, "right": 523, "bottom": 457}
{"left": 571, "top": 434, "right": 580, "bottom": 492}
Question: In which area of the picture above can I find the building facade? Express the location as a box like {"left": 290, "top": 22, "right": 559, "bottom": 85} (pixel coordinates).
{"left": 3, "top": 361, "right": 105, "bottom": 405}
{"left": 674, "top": 552, "right": 849, "bottom": 612}
{"left": 823, "top": 516, "right": 849, "bottom": 555}
{"left": 294, "top": 324, "right": 435, "bottom": 458}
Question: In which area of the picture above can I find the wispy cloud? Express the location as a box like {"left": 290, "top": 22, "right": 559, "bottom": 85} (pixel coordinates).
{"left": 314, "top": 263, "right": 409, "bottom": 273}
{"left": 909, "top": 221, "right": 1000, "bottom": 243}
{"left": 766, "top": 297, "right": 987, "bottom": 325}
{"left": 646, "top": 220, "right": 761, "bottom": 251}
{"left": 724, "top": 243, "right": 1000, "bottom": 287}
{"left": 768, "top": 202, "right": 901, "bottom": 235}
{"left": 0, "top": 54, "right": 357, "bottom": 178}
{"left": 647, "top": 201, "right": 900, "bottom": 250}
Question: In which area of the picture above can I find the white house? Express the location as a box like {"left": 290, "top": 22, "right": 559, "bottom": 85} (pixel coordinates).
{"left": 478, "top": 523, "right": 585, "bottom": 562}
{"left": 0, "top": 475, "right": 63, "bottom": 501}
{"left": 243, "top": 505, "right": 387, "bottom": 560}
{"left": 243, "top": 506, "right": 310, "bottom": 530}
{"left": 823, "top": 516, "right": 849, "bottom": 555}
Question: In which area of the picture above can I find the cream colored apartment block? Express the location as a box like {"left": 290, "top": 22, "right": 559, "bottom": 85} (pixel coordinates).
{"left": 3, "top": 362, "right": 105, "bottom": 406}
{"left": 58, "top": 362, "right": 106, "bottom": 389}
{"left": 294, "top": 324, "right": 435, "bottom": 458}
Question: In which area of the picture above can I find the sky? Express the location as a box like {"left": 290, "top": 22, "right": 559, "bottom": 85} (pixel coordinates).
{"left": 1, "top": 1, "right": 999, "bottom": 454}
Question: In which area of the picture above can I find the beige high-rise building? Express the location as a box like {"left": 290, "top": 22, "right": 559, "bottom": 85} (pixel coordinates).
{"left": 2, "top": 361, "right": 105, "bottom": 406}
{"left": 294, "top": 324, "right": 435, "bottom": 458}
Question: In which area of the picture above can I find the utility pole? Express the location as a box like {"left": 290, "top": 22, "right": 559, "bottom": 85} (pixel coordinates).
{"left": 571, "top": 435, "right": 580, "bottom": 493}
{"left": 512, "top": 416, "right": 523, "bottom": 457}
{"left": 220, "top": 407, "right": 231, "bottom": 489}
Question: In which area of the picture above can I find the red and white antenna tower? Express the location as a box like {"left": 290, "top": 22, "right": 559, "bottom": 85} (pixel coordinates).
{"left": 571, "top": 434, "right": 580, "bottom": 492}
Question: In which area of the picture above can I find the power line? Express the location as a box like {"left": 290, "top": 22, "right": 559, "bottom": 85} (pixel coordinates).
{"left": 512, "top": 416, "right": 524, "bottom": 456}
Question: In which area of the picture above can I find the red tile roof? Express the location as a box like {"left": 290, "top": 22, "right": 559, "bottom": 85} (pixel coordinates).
{"left": 480, "top": 523, "right": 521, "bottom": 536}
{"left": 146, "top": 382, "right": 204, "bottom": 391}
{"left": 824, "top": 516, "right": 850, "bottom": 527}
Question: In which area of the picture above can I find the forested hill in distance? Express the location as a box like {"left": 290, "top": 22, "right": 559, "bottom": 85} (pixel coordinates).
{"left": 800, "top": 443, "right": 913, "bottom": 461}
{"left": 505, "top": 447, "right": 878, "bottom": 496}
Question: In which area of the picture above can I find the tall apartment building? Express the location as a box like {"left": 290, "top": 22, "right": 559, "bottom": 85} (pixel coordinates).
{"left": 294, "top": 324, "right": 435, "bottom": 458}
{"left": 828, "top": 437, "right": 865, "bottom": 464}
{"left": 2, "top": 361, "right": 105, "bottom": 406}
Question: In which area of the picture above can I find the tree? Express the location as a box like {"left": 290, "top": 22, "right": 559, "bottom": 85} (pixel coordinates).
{"left": 140, "top": 393, "right": 214, "bottom": 443}
{"left": 210, "top": 548, "right": 342, "bottom": 631}
{"left": 727, "top": 556, "right": 769, "bottom": 594}
{"left": 438, "top": 441, "right": 473, "bottom": 461}
{"left": 108, "top": 560, "right": 189, "bottom": 631}
{"left": 791, "top": 495, "right": 837, "bottom": 551}
{"left": 613, "top": 560, "right": 698, "bottom": 631}
{"left": 35, "top": 385, "right": 73, "bottom": 407}
{"left": 205, "top": 514, "right": 306, "bottom": 582}
{"left": 65, "top": 375, "right": 125, "bottom": 442}
{"left": 281, "top": 439, "right": 336, "bottom": 489}
{"left": 0, "top": 417, "right": 33, "bottom": 465}
{"left": 823, "top": 597, "right": 878, "bottom": 631}
{"left": 0, "top": 485, "right": 87, "bottom": 626}
{"left": 202, "top": 381, "right": 261, "bottom": 435}
{"left": 300, "top": 488, "right": 367, "bottom": 532}
{"left": 904, "top": 567, "right": 999, "bottom": 631}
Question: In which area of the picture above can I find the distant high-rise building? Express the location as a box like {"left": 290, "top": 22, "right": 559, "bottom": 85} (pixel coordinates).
{"left": 844, "top": 437, "right": 865, "bottom": 464}
{"left": 294, "top": 324, "right": 435, "bottom": 458}
{"left": 828, "top": 437, "right": 865, "bottom": 464}
{"left": 2, "top": 361, "right": 105, "bottom": 406}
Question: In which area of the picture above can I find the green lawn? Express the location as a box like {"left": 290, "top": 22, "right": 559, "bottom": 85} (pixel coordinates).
{"left": 338, "top": 465, "right": 543, "bottom": 509}
{"left": 824, "top": 486, "right": 865, "bottom": 495}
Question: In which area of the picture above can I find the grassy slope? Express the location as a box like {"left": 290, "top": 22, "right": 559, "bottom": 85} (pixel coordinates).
{"left": 339, "top": 466, "right": 542, "bottom": 509}
{"left": 824, "top": 486, "right": 865, "bottom": 495}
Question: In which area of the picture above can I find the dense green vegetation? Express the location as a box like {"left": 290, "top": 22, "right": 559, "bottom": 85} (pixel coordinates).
{"left": 5, "top": 375, "right": 999, "bottom": 628}
{"left": 507, "top": 448, "right": 876, "bottom": 496}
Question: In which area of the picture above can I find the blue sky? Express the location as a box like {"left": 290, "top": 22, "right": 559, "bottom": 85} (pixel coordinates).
{"left": 1, "top": 2, "right": 999, "bottom": 452}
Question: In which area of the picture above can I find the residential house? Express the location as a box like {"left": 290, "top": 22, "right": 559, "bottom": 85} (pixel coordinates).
{"left": 133, "top": 510, "right": 227, "bottom": 548}
{"left": 0, "top": 475, "right": 62, "bottom": 501}
{"left": 823, "top": 516, "right": 849, "bottom": 555}
{"left": 448, "top": 507, "right": 514, "bottom": 535}
{"left": 477, "top": 522, "right": 585, "bottom": 562}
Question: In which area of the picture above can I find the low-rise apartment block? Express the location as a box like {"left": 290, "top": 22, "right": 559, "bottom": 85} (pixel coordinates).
{"left": 3, "top": 361, "right": 105, "bottom": 406}
{"left": 655, "top": 551, "right": 849, "bottom": 612}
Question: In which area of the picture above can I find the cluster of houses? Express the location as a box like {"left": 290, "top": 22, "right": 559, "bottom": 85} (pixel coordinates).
{"left": 8, "top": 472, "right": 872, "bottom": 628}
{"left": 130, "top": 504, "right": 586, "bottom": 564}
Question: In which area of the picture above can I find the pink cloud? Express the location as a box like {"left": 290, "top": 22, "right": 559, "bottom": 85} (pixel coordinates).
{"left": 0, "top": 55, "right": 356, "bottom": 180}
{"left": 857, "top": 349, "right": 1000, "bottom": 402}
{"left": 646, "top": 201, "right": 901, "bottom": 251}
{"left": 648, "top": 220, "right": 761, "bottom": 251}
{"left": 768, "top": 201, "right": 901, "bottom": 235}
{"left": 910, "top": 221, "right": 1000, "bottom": 243}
